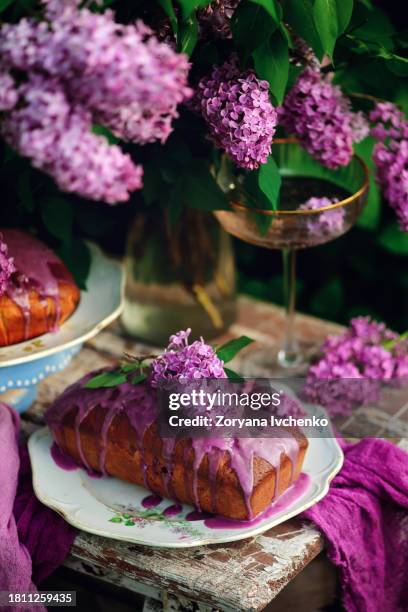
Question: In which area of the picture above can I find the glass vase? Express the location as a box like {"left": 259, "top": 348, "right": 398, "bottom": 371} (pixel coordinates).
{"left": 122, "top": 208, "right": 236, "bottom": 346}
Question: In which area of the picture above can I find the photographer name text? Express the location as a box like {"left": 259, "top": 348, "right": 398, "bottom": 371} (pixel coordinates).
{"left": 167, "top": 414, "right": 328, "bottom": 428}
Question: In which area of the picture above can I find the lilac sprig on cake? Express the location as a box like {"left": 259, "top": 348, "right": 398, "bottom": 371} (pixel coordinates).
{"left": 0, "top": 235, "right": 15, "bottom": 296}
{"left": 0, "top": 0, "right": 191, "bottom": 202}
{"left": 194, "top": 58, "right": 277, "bottom": 170}
{"left": 151, "top": 329, "right": 226, "bottom": 386}
{"left": 370, "top": 102, "right": 408, "bottom": 232}
{"left": 303, "top": 317, "right": 408, "bottom": 416}
{"left": 298, "top": 196, "right": 344, "bottom": 236}
{"left": 279, "top": 69, "right": 364, "bottom": 169}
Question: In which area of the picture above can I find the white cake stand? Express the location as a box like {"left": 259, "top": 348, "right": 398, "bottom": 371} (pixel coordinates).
{"left": 0, "top": 242, "right": 124, "bottom": 413}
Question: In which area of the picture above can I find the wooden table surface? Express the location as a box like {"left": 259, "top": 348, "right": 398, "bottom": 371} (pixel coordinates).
{"left": 22, "top": 296, "right": 407, "bottom": 611}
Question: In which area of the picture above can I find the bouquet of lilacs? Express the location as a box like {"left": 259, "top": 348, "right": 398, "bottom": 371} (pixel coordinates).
{"left": 0, "top": 0, "right": 405, "bottom": 214}
{"left": 0, "top": 1, "right": 407, "bottom": 298}
{"left": 0, "top": 0, "right": 192, "bottom": 203}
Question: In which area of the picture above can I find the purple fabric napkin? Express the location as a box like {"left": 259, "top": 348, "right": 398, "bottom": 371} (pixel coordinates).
{"left": 302, "top": 438, "right": 408, "bottom": 612}
{"left": 0, "top": 403, "right": 76, "bottom": 612}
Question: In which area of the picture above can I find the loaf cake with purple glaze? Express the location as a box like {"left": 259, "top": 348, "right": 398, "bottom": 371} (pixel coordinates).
{"left": 0, "top": 229, "right": 80, "bottom": 346}
{"left": 46, "top": 330, "right": 308, "bottom": 520}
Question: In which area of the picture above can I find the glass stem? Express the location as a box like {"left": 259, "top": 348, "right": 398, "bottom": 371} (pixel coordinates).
{"left": 278, "top": 248, "right": 300, "bottom": 367}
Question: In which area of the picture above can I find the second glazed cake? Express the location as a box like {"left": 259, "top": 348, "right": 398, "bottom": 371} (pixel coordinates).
{"left": 0, "top": 229, "right": 80, "bottom": 346}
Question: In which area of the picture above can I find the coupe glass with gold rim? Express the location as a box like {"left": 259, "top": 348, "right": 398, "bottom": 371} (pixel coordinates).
{"left": 214, "top": 139, "right": 369, "bottom": 369}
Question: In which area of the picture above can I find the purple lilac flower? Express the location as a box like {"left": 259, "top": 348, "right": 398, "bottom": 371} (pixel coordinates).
{"left": 39, "top": 10, "right": 192, "bottom": 144}
{"left": 349, "top": 111, "right": 370, "bottom": 143}
{"left": 370, "top": 102, "right": 408, "bottom": 232}
{"left": 370, "top": 102, "right": 407, "bottom": 141}
{"left": 298, "top": 196, "right": 344, "bottom": 236}
{"left": 2, "top": 76, "right": 143, "bottom": 203}
{"left": 279, "top": 69, "right": 356, "bottom": 169}
{"left": 0, "top": 235, "right": 15, "bottom": 296}
{"left": 373, "top": 139, "right": 408, "bottom": 231}
{"left": 0, "top": 72, "right": 18, "bottom": 111}
{"left": 194, "top": 58, "right": 277, "bottom": 169}
{"left": 150, "top": 328, "right": 226, "bottom": 386}
{"left": 0, "top": 0, "right": 191, "bottom": 201}
{"left": 303, "top": 317, "right": 408, "bottom": 417}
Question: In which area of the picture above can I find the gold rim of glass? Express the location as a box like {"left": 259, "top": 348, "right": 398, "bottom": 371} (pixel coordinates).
{"left": 228, "top": 137, "right": 370, "bottom": 217}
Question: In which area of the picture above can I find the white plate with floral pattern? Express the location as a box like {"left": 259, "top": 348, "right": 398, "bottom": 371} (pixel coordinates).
{"left": 28, "top": 405, "right": 343, "bottom": 548}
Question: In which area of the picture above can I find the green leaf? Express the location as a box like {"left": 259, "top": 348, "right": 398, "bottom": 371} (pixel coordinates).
{"left": 176, "top": 0, "right": 212, "bottom": 20}
{"left": 283, "top": 0, "right": 323, "bottom": 59}
{"left": 157, "top": 0, "right": 178, "bottom": 34}
{"left": 178, "top": 15, "right": 198, "bottom": 56}
{"left": 354, "top": 137, "right": 381, "bottom": 230}
{"left": 335, "top": 0, "right": 353, "bottom": 35}
{"left": 0, "top": 0, "right": 14, "bottom": 13}
{"left": 124, "top": 520, "right": 136, "bottom": 526}
{"left": 279, "top": 22, "right": 292, "bottom": 47}
{"left": 91, "top": 124, "right": 119, "bottom": 145}
{"left": 120, "top": 363, "right": 141, "bottom": 374}
{"left": 254, "top": 212, "right": 273, "bottom": 236}
{"left": 224, "top": 367, "right": 245, "bottom": 382}
{"left": 356, "top": 0, "right": 372, "bottom": 8}
{"left": 253, "top": 29, "right": 289, "bottom": 104}
{"left": 313, "top": 0, "right": 338, "bottom": 59}
{"left": 183, "top": 162, "right": 230, "bottom": 211}
{"left": 258, "top": 157, "right": 281, "bottom": 210}
{"left": 387, "top": 59, "right": 408, "bottom": 78}
{"left": 83, "top": 371, "right": 127, "bottom": 389}
{"left": 57, "top": 238, "right": 91, "bottom": 290}
{"left": 120, "top": 361, "right": 150, "bottom": 376}
{"left": 109, "top": 517, "right": 122, "bottom": 523}
{"left": 349, "top": 6, "right": 394, "bottom": 46}
{"left": 216, "top": 335, "right": 254, "bottom": 363}
{"left": 287, "top": 63, "right": 302, "bottom": 91}
{"left": 248, "top": 0, "right": 282, "bottom": 22}
{"left": 378, "top": 223, "right": 408, "bottom": 256}
{"left": 131, "top": 372, "right": 148, "bottom": 385}
{"left": 383, "top": 331, "right": 408, "bottom": 351}
{"left": 231, "top": 1, "right": 277, "bottom": 62}
{"left": 41, "top": 197, "right": 74, "bottom": 246}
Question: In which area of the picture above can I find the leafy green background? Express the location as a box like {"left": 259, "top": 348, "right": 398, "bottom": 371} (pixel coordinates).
{"left": 1, "top": 0, "right": 407, "bottom": 331}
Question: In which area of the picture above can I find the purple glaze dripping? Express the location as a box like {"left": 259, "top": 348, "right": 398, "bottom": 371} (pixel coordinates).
{"left": 99, "top": 404, "right": 123, "bottom": 474}
{"left": 163, "top": 503, "right": 183, "bottom": 517}
{"left": 161, "top": 437, "right": 177, "bottom": 498}
{"left": 142, "top": 494, "right": 163, "bottom": 508}
{"left": 203, "top": 473, "right": 311, "bottom": 529}
{"left": 51, "top": 442, "right": 79, "bottom": 471}
{"left": 2, "top": 229, "right": 76, "bottom": 339}
{"left": 45, "top": 371, "right": 302, "bottom": 520}
{"left": 86, "top": 469, "right": 103, "bottom": 479}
